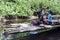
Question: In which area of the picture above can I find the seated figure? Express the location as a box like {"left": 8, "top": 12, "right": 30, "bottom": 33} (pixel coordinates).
{"left": 31, "top": 8, "right": 44, "bottom": 25}
{"left": 43, "top": 11, "right": 52, "bottom": 25}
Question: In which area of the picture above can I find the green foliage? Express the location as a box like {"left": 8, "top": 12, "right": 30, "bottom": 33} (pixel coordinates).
{"left": 0, "top": 0, "right": 60, "bottom": 16}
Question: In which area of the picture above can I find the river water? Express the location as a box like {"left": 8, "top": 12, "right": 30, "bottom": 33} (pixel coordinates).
{"left": 16, "top": 28, "right": 60, "bottom": 40}
{"left": 0, "top": 27, "right": 60, "bottom": 40}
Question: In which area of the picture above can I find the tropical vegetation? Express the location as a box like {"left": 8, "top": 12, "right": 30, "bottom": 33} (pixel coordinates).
{"left": 0, "top": 0, "right": 60, "bottom": 16}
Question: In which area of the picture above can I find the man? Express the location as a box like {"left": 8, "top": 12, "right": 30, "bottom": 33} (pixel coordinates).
{"left": 31, "top": 8, "right": 44, "bottom": 25}
{"left": 44, "top": 11, "right": 52, "bottom": 25}
{"left": 37, "top": 8, "right": 44, "bottom": 24}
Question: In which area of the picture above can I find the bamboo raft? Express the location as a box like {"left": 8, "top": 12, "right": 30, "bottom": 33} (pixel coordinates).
{"left": 4, "top": 23, "right": 60, "bottom": 34}
{"left": 3, "top": 15, "right": 60, "bottom": 34}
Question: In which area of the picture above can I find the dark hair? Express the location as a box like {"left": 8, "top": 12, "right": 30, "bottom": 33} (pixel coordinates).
{"left": 38, "top": 8, "right": 44, "bottom": 14}
{"left": 48, "top": 10, "right": 53, "bottom": 14}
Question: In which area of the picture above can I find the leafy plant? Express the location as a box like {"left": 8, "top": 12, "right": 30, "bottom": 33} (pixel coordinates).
{"left": 0, "top": 0, "right": 60, "bottom": 16}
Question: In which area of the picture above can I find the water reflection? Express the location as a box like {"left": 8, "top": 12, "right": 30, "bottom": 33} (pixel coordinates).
{"left": 0, "top": 32, "right": 2, "bottom": 39}
{"left": 14, "top": 28, "right": 60, "bottom": 40}
{"left": 29, "top": 31, "right": 38, "bottom": 34}
{"left": 0, "top": 29, "right": 11, "bottom": 40}
{"left": 4, "top": 35, "right": 11, "bottom": 40}
{"left": 1, "top": 28, "right": 60, "bottom": 40}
